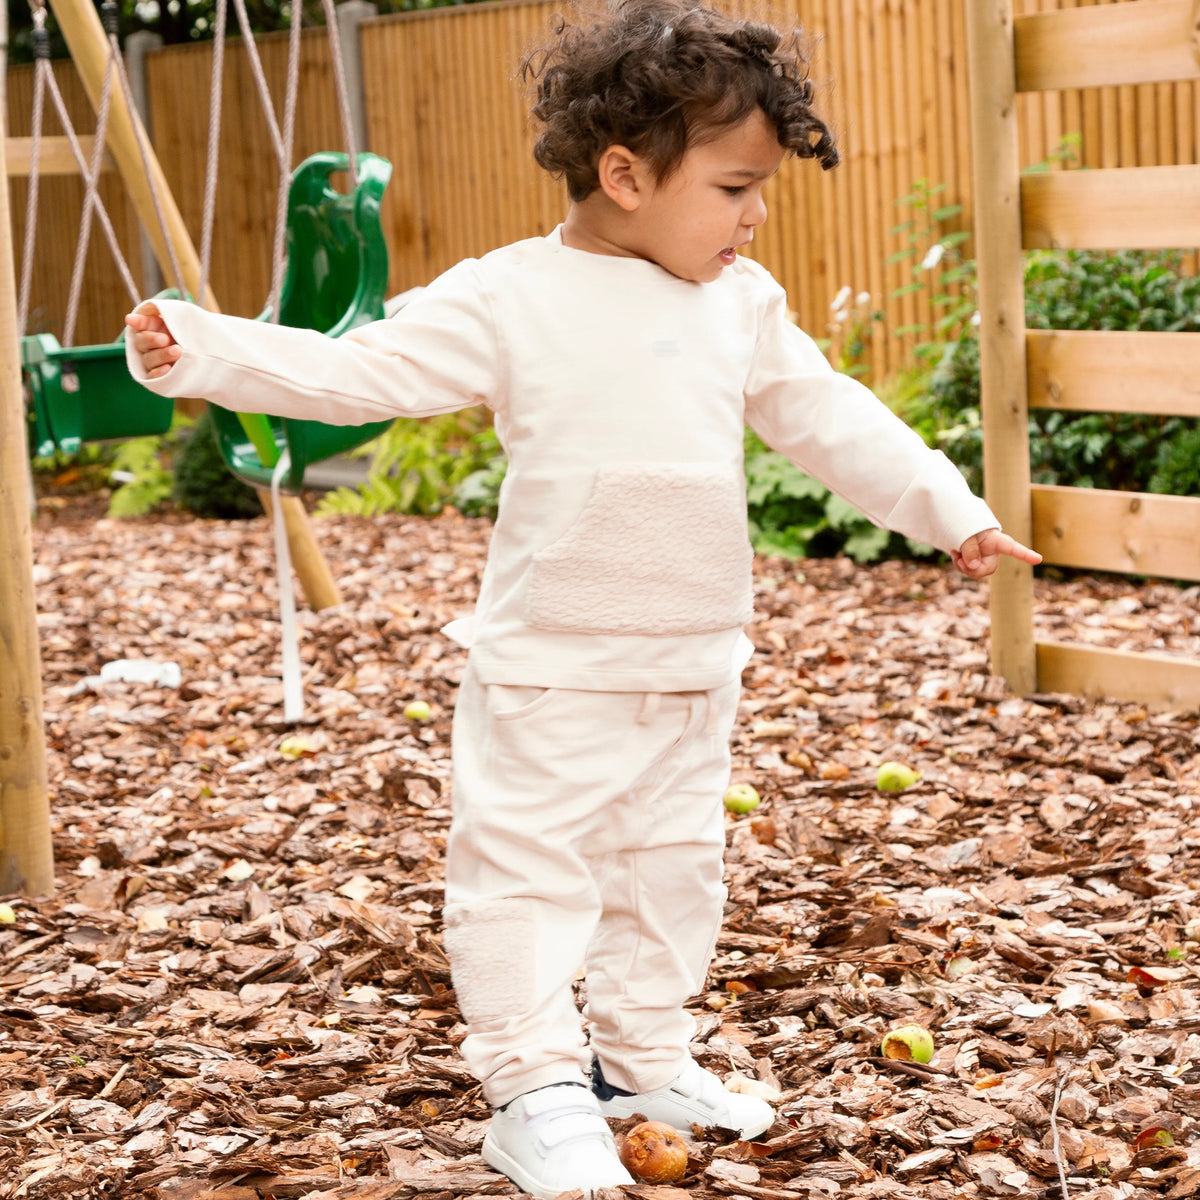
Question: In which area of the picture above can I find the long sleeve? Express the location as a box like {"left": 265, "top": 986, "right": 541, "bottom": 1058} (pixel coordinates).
{"left": 126, "top": 259, "right": 504, "bottom": 425}
{"left": 743, "top": 279, "right": 996, "bottom": 555}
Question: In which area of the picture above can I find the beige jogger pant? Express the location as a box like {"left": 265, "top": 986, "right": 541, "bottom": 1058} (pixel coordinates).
{"left": 443, "top": 663, "right": 739, "bottom": 1108}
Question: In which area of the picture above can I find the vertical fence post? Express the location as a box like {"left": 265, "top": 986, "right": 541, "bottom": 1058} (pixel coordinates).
{"left": 336, "top": 0, "right": 378, "bottom": 154}
{"left": 0, "top": 129, "right": 56, "bottom": 898}
{"left": 965, "top": 0, "right": 1037, "bottom": 696}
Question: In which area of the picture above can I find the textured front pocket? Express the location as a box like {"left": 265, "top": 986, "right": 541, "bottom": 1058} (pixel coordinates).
{"left": 525, "top": 463, "right": 754, "bottom": 637}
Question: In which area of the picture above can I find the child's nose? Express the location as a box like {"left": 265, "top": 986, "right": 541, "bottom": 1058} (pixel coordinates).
{"left": 744, "top": 191, "right": 768, "bottom": 226}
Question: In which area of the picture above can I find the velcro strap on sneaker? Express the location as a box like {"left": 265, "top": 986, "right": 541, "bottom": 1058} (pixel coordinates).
{"left": 536, "top": 1109, "right": 612, "bottom": 1150}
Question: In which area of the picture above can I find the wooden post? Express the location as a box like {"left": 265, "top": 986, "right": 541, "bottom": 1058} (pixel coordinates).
{"left": 47, "top": 0, "right": 342, "bottom": 612}
{"left": 965, "top": 0, "right": 1037, "bottom": 696}
{"left": 0, "top": 124, "right": 56, "bottom": 897}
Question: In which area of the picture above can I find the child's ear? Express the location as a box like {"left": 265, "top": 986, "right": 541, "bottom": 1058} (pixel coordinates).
{"left": 597, "top": 145, "right": 647, "bottom": 211}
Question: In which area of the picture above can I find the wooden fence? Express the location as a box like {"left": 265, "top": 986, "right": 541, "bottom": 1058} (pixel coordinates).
{"left": 6, "top": 0, "right": 1199, "bottom": 374}
{"left": 970, "top": 0, "right": 1200, "bottom": 707}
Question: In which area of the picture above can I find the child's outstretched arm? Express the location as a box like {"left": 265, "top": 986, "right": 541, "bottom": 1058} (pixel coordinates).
{"left": 125, "top": 303, "right": 181, "bottom": 379}
{"left": 952, "top": 528, "right": 1042, "bottom": 580}
{"left": 122, "top": 258, "right": 500, "bottom": 426}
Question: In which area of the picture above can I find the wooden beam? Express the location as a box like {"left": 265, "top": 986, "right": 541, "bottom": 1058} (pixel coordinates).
{"left": 1015, "top": 1, "right": 1200, "bottom": 94}
{"left": 1021, "top": 165, "right": 1200, "bottom": 250}
{"left": 0, "top": 120, "right": 55, "bottom": 896}
{"left": 1027, "top": 330, "right": 1200, "bottom": 416}
{"left": 1031, "top": 485, "right": 1200, "bottom": 581}
{"left": 48, "top": 0, "right": 342, "bottom": 613}
{"left": 1037, "top": 641, "right": 1200, "bottom": 709}
{"left": 966, "top": 0, "right": 1036, "bottom": 697}
{"left": 5, "top": 135, "right": 112, "bottom": 177}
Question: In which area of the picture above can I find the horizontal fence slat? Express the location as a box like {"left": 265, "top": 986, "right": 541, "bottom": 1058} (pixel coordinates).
{"left": 1036, "top": 641, "right": 1200, "bottom": 708}
{"left": 5, "top": 136, "right": 109, "bottom": 177}
{"left": 1031, "top": 485, "right": 1200, "bottom": 580}
{"left": 1026, "top": 329, "right": 1200, "bottom": 416}
{"left": 1015, "top": 1, "right": 1200, "bottom": 93}
{"left": 1021, "top": 165, "right": 1200, "bottom": 249}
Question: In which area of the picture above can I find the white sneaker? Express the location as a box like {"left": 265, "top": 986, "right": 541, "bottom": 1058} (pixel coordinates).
{"left": 593, "top": 1057, "right": 775, "bottom": 1139}
{"left": 482, "top": 1083, "right": 635, "bottom": 1198}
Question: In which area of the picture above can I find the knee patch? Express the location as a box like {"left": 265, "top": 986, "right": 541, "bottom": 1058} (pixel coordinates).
{"left": 443, "top": 898, "right": 537, "bottom": 1023}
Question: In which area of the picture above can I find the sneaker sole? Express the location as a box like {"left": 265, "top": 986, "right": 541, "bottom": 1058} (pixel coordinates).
{"left": 482, "top": 1130, "right": 632, "bottom": 1199}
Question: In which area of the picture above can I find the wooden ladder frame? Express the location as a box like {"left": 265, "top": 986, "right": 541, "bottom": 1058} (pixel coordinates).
{"left": 966, "top": 0, "right": 1200, "bottom": 707}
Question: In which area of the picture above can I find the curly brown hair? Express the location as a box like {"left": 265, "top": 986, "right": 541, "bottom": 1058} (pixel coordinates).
{"left": 521, "top": 0, "right": 839, "bottom": 202}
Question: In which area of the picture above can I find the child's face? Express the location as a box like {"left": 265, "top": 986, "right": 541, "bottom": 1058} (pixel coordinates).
{"left": 635, "top": 108, "right": 784, "bottom": 283}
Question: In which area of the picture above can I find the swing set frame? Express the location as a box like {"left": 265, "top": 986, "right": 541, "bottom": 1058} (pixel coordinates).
{"left": 0, "top": 0, "right": 367, "bottom": 893}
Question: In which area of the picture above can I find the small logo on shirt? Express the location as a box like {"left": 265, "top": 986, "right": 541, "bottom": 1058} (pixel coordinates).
{"left": 652, "top": 340, "right": 680, "bottom": 357}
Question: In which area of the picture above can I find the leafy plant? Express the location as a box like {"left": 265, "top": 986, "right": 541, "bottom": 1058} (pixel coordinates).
{"left": 887, "top": 179, "right": 975, "bottom": 362}
{"left": 315, "top": 408, "right": 499, "bottom": 518}
{"left": 172, "top": 410, "right": 263, "bottom": 519}
{"left": 815, "top": 286, "right": 884, "bottom": 379}
{"left": 929, "top": 247, "right": 1200, "bottom": 497}
{"left": 107, "top": 426, "right": 182, "bottom": 517}
{"left": 744, "top": 429, "right": 933, "bottom": 563}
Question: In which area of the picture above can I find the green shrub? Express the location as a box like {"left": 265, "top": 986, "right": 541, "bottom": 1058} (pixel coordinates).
{"left": 930, "top": 249, "right": 1200, "bottom": 498}
{"left": 316, "top": 409, "right": 498, "bottom": 518}
{"left": 172, "top": 410, "right": 263, "bottom": 519}
{"left": 107, "top": 431, "right": 177, "bottom": 517}
{"left": 744, "top": 428, "right": 934, "bottom": 563}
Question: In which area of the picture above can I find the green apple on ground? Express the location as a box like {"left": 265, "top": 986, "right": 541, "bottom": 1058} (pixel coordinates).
{"left": 876, "top": 760, "right": 921, "bottom": 792}
{"left": 723, "top": 783, "right": 761, "bottom": 814}
{"left": 880, "top": 1024, "right": 935, "bottom": 1063}
{"left": 404, "top": 700, "right": 432, "bottom": 721}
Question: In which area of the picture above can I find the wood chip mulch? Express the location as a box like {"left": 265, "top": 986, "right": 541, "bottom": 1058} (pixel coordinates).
{"left": 5, "top": 495, "right": 1199, "bottom": 1200}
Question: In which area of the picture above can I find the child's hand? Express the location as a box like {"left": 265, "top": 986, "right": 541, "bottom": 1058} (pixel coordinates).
{"left": 951, "top": 527, "right": 1042, "bottom": 580}
{"left": 124, "top": 303, "right": 181, "bottom": 379}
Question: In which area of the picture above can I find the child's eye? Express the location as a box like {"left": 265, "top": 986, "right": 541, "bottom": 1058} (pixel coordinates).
{"left": 721, "top": 185, "right": 747, "bottom": 196}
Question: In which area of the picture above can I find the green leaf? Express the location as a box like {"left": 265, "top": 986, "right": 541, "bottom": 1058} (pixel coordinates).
{"left": 843, "top": 524, "right": 892, "bottom": 562}
{"left": 823, "top": 492, "right": 869, "bottom": 530}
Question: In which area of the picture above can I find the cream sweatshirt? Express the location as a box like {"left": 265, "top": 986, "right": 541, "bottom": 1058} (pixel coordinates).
{"left": 128, "top": 228, "right": 998, "bottom": 691}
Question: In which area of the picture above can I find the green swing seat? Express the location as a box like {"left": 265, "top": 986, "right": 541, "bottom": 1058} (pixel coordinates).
{"left": 207, "top": 150, "right": 396, "bottom": 491}
{"left": 23, "top": 296, "right": 181, "bottom": 459}
{"left": 24, "top": 150, "right": 395, "bottom": 493}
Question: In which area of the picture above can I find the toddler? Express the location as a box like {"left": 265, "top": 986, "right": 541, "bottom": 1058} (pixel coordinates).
{"left": 126, "top": 1, "right": 1040, "bottom": 1194}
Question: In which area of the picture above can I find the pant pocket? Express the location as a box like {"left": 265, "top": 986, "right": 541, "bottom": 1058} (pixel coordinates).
{"left": 487, "top": 683, "right": 558, "bottom": 722}
{"left": 524, "top": 462, "right": 754, "bottom": 637}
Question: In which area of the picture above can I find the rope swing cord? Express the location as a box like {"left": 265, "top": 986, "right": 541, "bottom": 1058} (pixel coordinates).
{"left": 20, "top": 0, "right": 365, "bottom": 340}
{"left": 202, "top": 0, "right": 361, "bottom": 324}
{"left": 17, "top": 0, "right": 186, "bottom": 346}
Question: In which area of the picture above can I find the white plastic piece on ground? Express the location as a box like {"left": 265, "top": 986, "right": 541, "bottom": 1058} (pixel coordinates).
{"left": 69, "top": 659, "right": 182, "bottom": 693}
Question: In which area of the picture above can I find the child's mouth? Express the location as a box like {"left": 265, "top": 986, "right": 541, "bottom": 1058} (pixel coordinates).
{"left": 719, "top": 247, "right": 737, "bottom": 265}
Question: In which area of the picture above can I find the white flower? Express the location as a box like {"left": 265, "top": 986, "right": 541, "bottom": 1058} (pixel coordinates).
{"left": 856, "top": 291, "right": 871, "bottom": 306}
{"left": 830, "top": 285, "right": 852, "bottom": 311}
{"left": 970, "top": 311, "right": 982, "bottom": 327}
{"left": 920, "top": 243, "right": 946, "bottom": 270}
{"left": 831, "top": 308, "right": 848, "bottom": 325}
